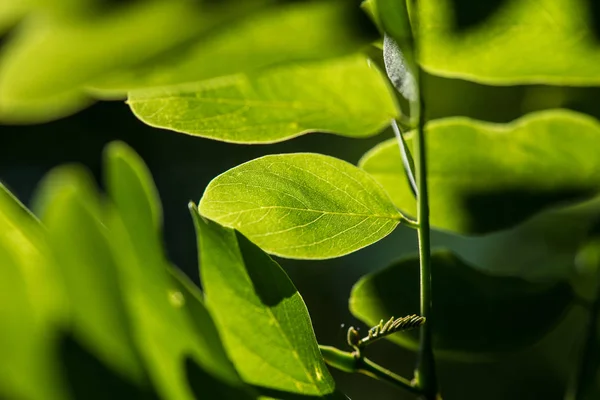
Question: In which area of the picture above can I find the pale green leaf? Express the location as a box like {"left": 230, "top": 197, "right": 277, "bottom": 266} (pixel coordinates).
{"left": 191, "top": 209, "right": 343, "bottom": 398}
{"left": 0, "top": 224, "right": 65, "bottom": 400}
{"left": 360, "top": 110, "right": 600, "bottom": 234}
{"left": 199, "top": 153, "right": 402, "bottom": 259}
{"left": 128, "top": 55, "right": 397, "bottom": 143}
{"left": 104, "top": 142, "right": 253, "bottom": 399}
{"left": 419, "top": 0, "right": 600, "bottom": 85}
{"left": 0, "top": 0, "right": 266, "bottom": 122}
{"left": 350, "top": 250, "right": 574, "bottom": 358}
{"left": 90, "top": 1, "right": 378, "bottom": 96}
{"left": 38, "top": 166, "right": 146, "bottom": 387}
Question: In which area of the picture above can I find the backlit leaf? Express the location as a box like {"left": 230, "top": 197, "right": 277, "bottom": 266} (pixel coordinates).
{"left": 104, "top": 141, "right": 253, "bottom": 400}
{"left": 191, "top": 210, "right": 343, "bottom": 398}
{"left": 418, "top": 0, "right": 600, "bottom": 85}
{"left": 350, "top": 250, "right": 574, "bottom": 358}
{"left": 199, "top": 153, "right": 402, "bottom": 259}
{"left": 360, "top": 110, "right": 600, "bottom": 234}
{"left": 128, "top": 55, "right": 397, "bottom": 143}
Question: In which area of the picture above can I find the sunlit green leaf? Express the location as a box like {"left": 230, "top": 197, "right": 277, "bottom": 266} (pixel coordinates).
{"left": 191, "top": 209, "right": 342, "bottom": 398}
{"left": 0, "top": 0, "right": 27, "bottom": 34}
{"left": 360, "top": 110, "right": 600, "bottom": 234}
{"left": 128, "top": 55, "right": 397, "bottom": 143}
{"left": 38, "top": 166, "right": 146, "bottom": 386}
{"left": 91, "top": 1, "right": 378, "bottom": 96}
{"left": 0, "top": 237, "right": 65, "bottom": 400}
{"left": 104, "top": 141, "right": 252, "bottom": 399}
{"left": 0, "top": 182, "right": 68, "bottom": 326}
{"left": 350, "top": 250, "right": 574, "bottom": 358}
{"left": 418, "top": 0, "right": 600, "bottom": 85}
{"left": 199, "top": 153, "right": 402, "bottom": 259}
{"left": 0, "top": 0, "right": 267, "bottom": 122}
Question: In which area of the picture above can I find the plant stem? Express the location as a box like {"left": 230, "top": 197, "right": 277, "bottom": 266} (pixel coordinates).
{"left": 410, "top": 5, "right": 438, "bottom": 394}
{"left": 412, "top": 79, "right": 437, "bottom": 399}
{"left": 357, "top": 356, "right": 422, "bottom": 396}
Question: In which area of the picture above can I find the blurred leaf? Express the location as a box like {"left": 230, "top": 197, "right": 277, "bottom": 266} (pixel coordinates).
{"left": 191, "top": 209, "right": 342, "bottom": 398}
{"left": 350, "top": 250, "right": 574, "bottom": 358}
{"left": 91, "top": 1, "right": 378, "bottom": 96}
{"left": 0, "top": 236, "right": 65, "bottom": 400}
{"left": 199, "top": 153, "right": 402, "bottom": 259}
{"left": 418, "top": 0, "right": 600, "bottom": 85}
{"left": 0, "top": 182, "right": 68, "bottom": 324}
{"left": 0, "top": 0, "right": 267, "bottom": 122}
{"left": 38, "top": 167, "right": 146, "bottom": 387}
{"left": 0, "top": 0, "right": 27, "bottom": 34}
{"left": 128, "top": 55, "right": 397, "bottom": 143}
{"left": 360, "top": 109, "right": 600, "bottom": 234}
{"left": 104, "top": 142, "right": 253, "bottom": 399}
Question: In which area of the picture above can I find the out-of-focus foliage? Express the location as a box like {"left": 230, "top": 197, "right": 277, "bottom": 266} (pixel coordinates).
{"left": 360, "top": 110, "right": 600, "bottom": 234}
{"left": 418, "top": 0, "right": 600, "bottom": 85}
{"left": 0, "top": 142, "right": 340, "bottom": 399}
{"left": 0, "top": 0, "right": 378, "bottom": 123}
{"left": 350, "top": 251, "right": 574, "bottom": 359}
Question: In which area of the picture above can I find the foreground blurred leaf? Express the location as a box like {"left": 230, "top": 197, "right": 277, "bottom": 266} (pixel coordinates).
{"left": 91, "top": 1, "right": 378, "bottom": 96}
{"left": 199, "top": 153, "right": 402, "bottom": 259}
{"left": 0, "top": 0, "right": 265, "bottom": 122}
{"left": 0, "top": 236, "right": 65, "bottom": 399}
{"left": 191, "top": 209, "right": 343, "bottom": 398}
{"left": 360, "top": 110, "right": 600, "bottom": 234}
{"left": 0, "top": 0, "right": 27, "bottom": 34}
{"left": 128, "top": 55, "right": 397, "bottom": 143}
{"left": 350, "top": 251, "right": 574, "bottom": 358}
{"left": 0, "top": 182, "right": 66, "bottom": 317}
{"left": 105, "top": 142, "right": 253, "bottom": 399}
{"left": 38, "top": 167, "right": 146, "bottom": 387}
{"left": 418, "top": 0, "right": 600, "bottom": 85}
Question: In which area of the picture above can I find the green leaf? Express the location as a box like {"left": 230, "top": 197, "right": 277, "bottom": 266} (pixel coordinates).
{"left": 90, "top": 1, "right": 378, "bottom": 96}
{"left": 418, "top": 0, "right": 600, "bottom": 85}
{"left": 38, "top": 166, "right": 146, "bottom": 386}
{"left": 104, "top": 141, "right": 252, "bottom": 399}
{"left": 199, "top": 153, "right": 402, "bottom": 259}
{"left": 0, "top": 233, "right": 65, "bottom": 400}
{"left": 360, "top": 110, "right": 600, "bottom": 234}
{"left": 0, "top": 0, "right": 266, "bottom": 122}
{"left": 350, "top": 250, "right": 574, "bottom": 358}
{"left": 191, "top": 208, "right": 341, "bottom": 398}
{"left": 128, "top": 55, "right": 397, "bottom": 143}
{"left": 0, "top": 0, "right": 26, "bottom": 34}
{"left": 0, "top": 182, "right": 68, "bottom": 326}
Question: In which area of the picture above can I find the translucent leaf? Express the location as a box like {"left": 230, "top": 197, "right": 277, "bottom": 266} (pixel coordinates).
{"left": 199, "top": 153, "right": 402, "bottom": 259}
{"left": 350, "top": 250, "right": 574, "bottom": 358}
{"left": 418, "top": 0, "right": 600, "bottom": 85}
{"left": 191, "top": 211, "right": 345, "bottom": 398}
{"left": 360, "top": 110, "right": 600, "bottom": 234}
{"left": 128, "top": 55, "right": 398, "bottom": 143}
{"left": 0, "top": 0, "right": 269, "bottom": 122}
{"left": 91, "top": 1, "right": 378, "bottom": 96}
{"left": 104, "top": 141, "right": 253, "bottom": 399}
{"left": 37, "top": 167, "right": 146, "bottom": 386}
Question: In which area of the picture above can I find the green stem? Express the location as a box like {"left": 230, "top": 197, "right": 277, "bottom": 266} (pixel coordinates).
{"left": 357, "top": 357, "right": 422, "bottom": 396}
{"left": 410, "top": 6, "right": 437, "bottom": 395}
{"left": 412, "top": 77, "right": 437, "bottom": 399}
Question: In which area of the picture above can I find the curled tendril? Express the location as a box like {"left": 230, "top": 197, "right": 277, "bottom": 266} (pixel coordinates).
{"left": 347, "top": 315, "right": 425, "bottom": 352}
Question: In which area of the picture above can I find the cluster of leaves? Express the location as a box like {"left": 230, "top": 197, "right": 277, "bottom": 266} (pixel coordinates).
{"left": 3, "top": 0, "right": 600, "bottom": 398}
{"left": 0, "top": 142, "right": 347, "bottom": 399}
